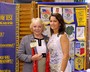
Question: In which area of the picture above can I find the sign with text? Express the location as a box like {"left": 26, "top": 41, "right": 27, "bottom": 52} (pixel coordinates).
{"left": 0, "top": 2, "right": 19, "bottom": 72}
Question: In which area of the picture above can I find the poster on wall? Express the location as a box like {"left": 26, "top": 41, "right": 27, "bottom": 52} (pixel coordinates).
{"left": 75, "top": 56, "right": 84, "bottom": 71}
{"left": 75, "top": 8, "right": 87, "bottom": 26}
{"left": 75, "top": 41, "right": 86, "bottom": 56}
{"left": 40, "top": 7, "right": 51, "bottom": 24}
{"left": 53, "top": 7, "right": 62, "bottom": 15}
{"left": 76, "top": 27, "right": 85, "bottom": 41}
{"left": 66, "top": 24, "right": 75, "bottom": 41}
{"left": 43, "top": 24, "right": 51, "bottom": 37}
{"left": 0, "top": 3, "right": 19, "bottom": 72}
{"left": 70, "top": 59, "right": 74, "bottom": 72}
{"left": 63, "top": 8, "right": 74, "bottom": 24}
{"left": 70, "top": 41, "right": 75, "bottom": 59}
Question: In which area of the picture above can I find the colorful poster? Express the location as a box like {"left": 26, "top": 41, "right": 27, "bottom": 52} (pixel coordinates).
{"left": 69, "top": 59, "right": 74, "bottom": 72}
{"left": 40, "top": 7, "right": 51, "bottom": 24}
{"left": 75, "top": 56, "right": 84, "bottom": 71}
{"left": 75, "top": 8, "right": 87, "bottom": 26}
{"left": 75, "top": 41, "right": 86, "bottom": 56}
{"left": 43, "top": 24, "right": 51, "bottom": 37}
{"left": 0, "top": 3, "right": 19, "bottom": 72}
{"left": 70, "top": 41, "right": 74, "bottom": 59}
{"left": 63, "top": 8, "right": 74, "bottom": 23}
{"left": 76, "top": 27, "right": 85, "bottom": 41}
{"left": 66, "top": 24, "right": 75, "bottom": 41}
{"left": 53, "top": 7, "right": 62, "bottom": 15}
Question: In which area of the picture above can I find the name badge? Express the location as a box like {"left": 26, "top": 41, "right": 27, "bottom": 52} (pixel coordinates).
{"left": 30, "top": 40, "right": 37, "bottom": 48}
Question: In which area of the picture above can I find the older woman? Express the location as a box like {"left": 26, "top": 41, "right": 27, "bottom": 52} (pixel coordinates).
{"left": 17, "top": 18, "right": 49, "bottom": 72}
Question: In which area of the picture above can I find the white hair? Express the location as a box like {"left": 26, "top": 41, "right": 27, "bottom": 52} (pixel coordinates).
{"left": 30, "top": 18, "right": 45, "bottom": 32}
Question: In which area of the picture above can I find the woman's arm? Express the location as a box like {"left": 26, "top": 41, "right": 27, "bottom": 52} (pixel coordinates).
{"left": 60, "top": 33, "right": 70, "bottom": 72}
{"left": 17, "top": 36, "right": 32, "bottom": 63}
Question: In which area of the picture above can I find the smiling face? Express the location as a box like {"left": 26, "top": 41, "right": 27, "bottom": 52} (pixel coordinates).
{"left": 49, "top": 16, "right": 60, "bottom": 33}
{"left": 30, "top": 18, "right": 45, "bottom": 36}
{"left": 49, "top": 13, "right": 65, "bottom": 35}
{"left": 32, "top": 21, "right": 43, "bottom": 36}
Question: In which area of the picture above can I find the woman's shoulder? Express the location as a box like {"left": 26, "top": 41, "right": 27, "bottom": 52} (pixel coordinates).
{"left": 60, "top": 33, "right": 69, "bottom": 41}
{"left": 60, "top": 32, "right": 67, "bottom": 36}
{"left": 60, "top": 32, "right": 68, "bottom": 39}
{"left": 43, "top": 34, "right": 49, "bottom": 38}
{"left": 21, "top": 34, "right": 33, "bottom": 40}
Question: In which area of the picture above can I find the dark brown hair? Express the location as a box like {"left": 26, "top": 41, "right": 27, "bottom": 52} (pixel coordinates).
{"left": 49, "top": 13, "right": 66, "bottom": 35}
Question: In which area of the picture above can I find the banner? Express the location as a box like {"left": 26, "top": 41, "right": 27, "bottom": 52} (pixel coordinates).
{"left": 0, "top": 2, "right": 19, "bottom": 72}
{"left": 75, "top": 8, "right": 87, "bottom": 26}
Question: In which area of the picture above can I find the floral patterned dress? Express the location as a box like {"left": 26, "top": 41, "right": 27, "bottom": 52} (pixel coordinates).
{"left": 47, "top": 34, "right": 71, "bottom": 72}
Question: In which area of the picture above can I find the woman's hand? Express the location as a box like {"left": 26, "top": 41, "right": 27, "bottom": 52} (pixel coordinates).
{"left": 31, "top": 54, "right": 42, "bottom": 61}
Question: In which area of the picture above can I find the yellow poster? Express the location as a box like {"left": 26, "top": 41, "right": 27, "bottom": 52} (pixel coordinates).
{"left": 75, "top": 56, "right": 84, "bottom": 70}
{"left": 75, "top": 8, "right": 87, "bottom": 26}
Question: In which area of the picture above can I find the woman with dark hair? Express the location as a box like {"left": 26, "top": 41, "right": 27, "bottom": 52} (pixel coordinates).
{"left": 47, "top": 13, "right": 71, "bottom": 72}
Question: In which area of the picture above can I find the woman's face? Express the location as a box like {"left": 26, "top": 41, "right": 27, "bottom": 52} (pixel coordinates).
{"left": 32, "top": 22, "right": 43, "bottom": 35}
{"left": 49, "top": 16, "right": 60, "bottom": 31}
